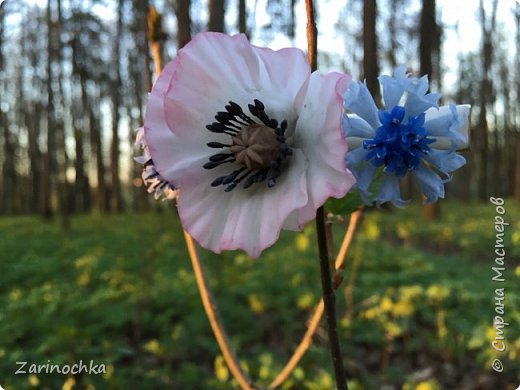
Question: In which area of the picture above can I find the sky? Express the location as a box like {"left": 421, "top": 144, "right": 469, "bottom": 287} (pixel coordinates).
{"left": 15, "top": 0, "right": 520, "bottom": 89}
{"left": 250, "top": 0, "right": 518, "bottom": 93}
{"left": 8, "top": 0, "right": 518, "bottom": 181}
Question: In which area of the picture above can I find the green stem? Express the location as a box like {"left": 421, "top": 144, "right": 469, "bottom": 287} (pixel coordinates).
{"left": 315, "top": 206, "right": 348, "bottom": 389}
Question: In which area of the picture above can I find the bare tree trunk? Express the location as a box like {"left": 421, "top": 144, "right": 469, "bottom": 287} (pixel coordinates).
{"left": 362, "top": 0, "right": 380, "bottom": 104}
{"left": 386, "top": 0, "right": 400, "bottom": 68}
{"left": 17, "top": 20, "right": 36, "bottom": 214}
{"left": 477, "top": 0, "right": 498, "bottom": 201}
{"left": 74, "top": 125, "right": 89, "bottom": 213}
{"left": 90, "top": 89, "right": 108, "bottom": 213}
{"left": 492, "top": 106, "right": 501, "bottom": 196}
{"left": 70, "top": 32, "right": 90, "bottom": 213}
{"left": 515, "top": 137, "right": 520, "bottom": 203}
{"left": 514, "top": 3, "right": 520, "bottom": 204}
{"left": 175, "top": 0, "right": 191, "bottom": 48}
{"left": 288, "top": 0, "right": 296, "bottom": 41}
{"left": 55, "top": 0, "right": 71, "bottom": 227}
{"left": 43, "top": 0, "right": 56, "bottom": 219}
{"left": 238, "top": 0, "right": 246, "bottom": 35}
{"left": 1, "top": 116, "right": 16, "bottom": 214}
{"left": 131, "top": 0, "right": 151, "bottom": 211}
{"left": 111, "top": 0, "right": 124, "bottom": 213}
{"left": 208, "top": 0, "right": 225, "bottom": 32}
{"left": 419, "top": 0, "right": 435, "bottom": 78}
{"left": 27, "top": 104, "right": 42, "bottom": 214}
{"left": 420, "top": 0, "right": 441, "bottom": 220}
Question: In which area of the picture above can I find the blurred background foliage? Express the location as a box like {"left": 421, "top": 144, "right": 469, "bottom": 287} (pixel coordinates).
{"left": 0, "top": 201, "right": 519, "bottom": 388}
{"left": 1, "top": 0, "right": 520, "bottom": 388}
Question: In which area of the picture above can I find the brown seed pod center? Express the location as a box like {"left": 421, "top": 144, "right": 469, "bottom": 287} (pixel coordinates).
{"left": 230, "top": 124, "right": 280, "bottom": 170}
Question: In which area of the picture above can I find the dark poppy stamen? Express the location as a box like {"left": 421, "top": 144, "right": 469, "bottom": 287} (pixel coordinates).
{"left": 203, "top": 158, "right": 235, "bottom": 169}
{"left": 207, "top": 142, "right": 231, "bottom": 148}
{"left": 215, "top": 112, "right": 245, "bottom": 129}
{"left": 145, "top": 171, "right": 159, "bottom": 180}
{"left": 204, "top": 99, "right": 293, "bottom": 191}
{"left": 209, "top": 153, "right": 233, "bottom": 162}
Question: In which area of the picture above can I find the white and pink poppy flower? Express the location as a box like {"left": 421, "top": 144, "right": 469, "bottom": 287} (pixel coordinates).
{"left": 142, "top": 32, "right": 355, "bottom": 258}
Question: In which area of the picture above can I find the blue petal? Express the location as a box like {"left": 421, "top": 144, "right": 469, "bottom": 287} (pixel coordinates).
{"left": 394, "top": 65, "right": 408, "bottom": 80}
{"left": 345, "top": 150, "right": 376, "bottom": 204}
{"left": 406, "top": 74, "right": 429, "bottom": 95}
{"left": 379, "top": 68, "right": 406, "bottom": 110}
{"left": 342, "top": 114, "right": 375, "bottom": 139}
{"left": 413, "top": 163, "right": 445, "bottom": 203}
{"left": 404, "top": 91, "right": 441, "bottom": 118}
{"left": 345, "top": 147, "right": 369, "bottom": 168}
{"left": 423, "top": 106, "right": 453, "bottom": 137}
{"left": 425, "top": 148, "right": 466, "bottom": 177}
{"left": 355, "top": 162, "right": 378, "bottom": 193}
{"left": 450, "top": 104, "right": 470, "bottom": 147}
{"left": 344, "top": 81, "right": 380, "bottom": 129}
{"left": 424, "top": 104, "right": 470, "bottom": 149}
{"left": 375, "top": 172, "right": 409, "bottom": 207}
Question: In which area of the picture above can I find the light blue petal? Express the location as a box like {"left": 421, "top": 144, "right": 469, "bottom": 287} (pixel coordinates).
{"left": 423, "top": 106, "right": 453, "bottom": 137}
{"left": 424, "top": 104, "right": 470, "bottom": 148}
{"left": 346, "top": 162, "right": 378, "bottom": 205}
{"left": 413, "top": 163, "right": 445, "bottom": 203}
{"left": 344, "top": 81, "right": 380, "bottom": 128}
{"left": 379, "top": 68, "right": 406, "bottom": 111}
{"left": 406, "top": 74, "right": 429, "bottom": 95}
{"left": 394, "top": 65, "right": 408, "bottom": 80}
{"left": 404, "top": 91, "right": 441, "bottom": 118}
{"left": 449, "top": 104, "right": 470, "bottom": 146}
{"left": 425, "top": 148, "right": 466, "bottom": 176}
{"left": 356, "top": 162, "right": 378, "bottom": 192}
{"left": 375, "top": 172, "right": 409, "bottom": 207}
{"left": 345, "top": 147, "right": 369, "bottom": 168}
{"left": 345, "top": 148, "right": 378, "bottom": 203}
{"left": 342, "top": 114, "right": 375, "bottom": 138}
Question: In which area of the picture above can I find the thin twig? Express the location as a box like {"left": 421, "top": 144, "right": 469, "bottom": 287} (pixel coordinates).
{"left": 147, "top": 5, "right": 164, "bottom": 78}
{"left": 316, "top": 207, "right": 349, "bottom": 389}
{"left": 269, "top": 210, "right": 363, "bottom": 389}
{"left": 150, "top": 43, "right": 163, "bottom": 77}
{"left": 184, "top": 232, "right": 256, "bottom": 390}
{"left": 305, "top": 0, "right": 318, "bottom": 72}
{"left": 334, "top": 208, "right": 364, "bottom": 289}
{"left": 306, "top": 0, "right": 348, "bottom": 387}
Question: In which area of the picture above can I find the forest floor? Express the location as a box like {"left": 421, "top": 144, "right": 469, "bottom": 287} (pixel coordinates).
{"left": 0, "top": 200, "right": 519, "bottom": 390}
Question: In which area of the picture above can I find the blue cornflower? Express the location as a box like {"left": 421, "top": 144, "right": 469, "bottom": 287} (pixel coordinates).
{"left": 343, "top": 65, "right": 470, "bottom": 206}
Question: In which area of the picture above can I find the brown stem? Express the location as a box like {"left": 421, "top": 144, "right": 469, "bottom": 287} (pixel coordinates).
{"left": 306, "top": 0, "right": 348, "bottom": 387}
{"left": 269, "top": 210, "right": 363, "bottom": 389}
{"left": 184, "top": 231, "right": 256, "bottom": 390}
{"left": 147, "top": 5, "right": 164, "bottom": 78}
{"left": 305, "top": 0, "right": 318, "bottom": 71}
{"left": 334, "top": 208, "right": 364, "bottom": 289}
{"left": 316, "top": 207, "right": 348, "bottom": 389}
{"left": 151, "top": 42, "right": 163, "bottom": 77}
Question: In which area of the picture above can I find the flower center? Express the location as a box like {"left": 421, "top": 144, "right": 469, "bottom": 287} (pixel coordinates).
{"left": 363, "top": 106, "right": 436, "bottom": 177}
{"left": 203, "top": 99, "right": 293, "bottom": 192}
{"left": 230, "top": 124, "right": 281, "bottom": 170}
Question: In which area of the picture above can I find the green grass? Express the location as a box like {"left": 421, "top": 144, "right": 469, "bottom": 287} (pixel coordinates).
{"left": 0, "top": 201, "right": 519, "bottom": 389}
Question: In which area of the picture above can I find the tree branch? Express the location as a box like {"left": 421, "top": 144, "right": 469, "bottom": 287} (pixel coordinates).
{"left": 183, "top": 231, "right": 257, "bottom": 390}
{"left": 269, "top": 210, "right": 363, "bottom": 389}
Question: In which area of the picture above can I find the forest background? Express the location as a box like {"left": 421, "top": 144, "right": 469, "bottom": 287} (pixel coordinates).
{"left": 0, "top": 0, "right": 519, "bottom": 389}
